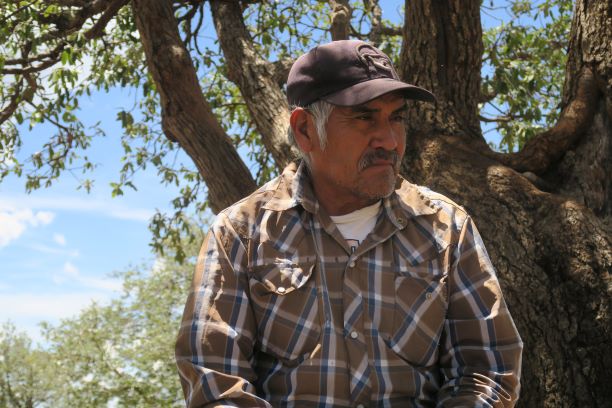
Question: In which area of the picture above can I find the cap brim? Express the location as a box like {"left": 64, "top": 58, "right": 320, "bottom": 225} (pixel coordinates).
{"left": 322, "top": 78, "right": 435, "bottom": 106}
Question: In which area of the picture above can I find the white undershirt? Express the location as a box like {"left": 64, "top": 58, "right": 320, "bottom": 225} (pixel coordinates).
{"left": 330, "top": 201, "right": 381, "bottom": 252}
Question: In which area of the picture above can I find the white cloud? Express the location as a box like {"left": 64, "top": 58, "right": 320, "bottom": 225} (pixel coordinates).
{"left": 35, "top": 211, "right": 55, "bottom": 225}
{"left": 77, "top": 276, "right": 122, "bottom": 292}
{"left": 0, "top": 208, "right": 55, "bottom": 247}
{"left": 53, "top": 233, "right": 66, "bottom": 246}
{"left": 1, "top": 195, "right": 154, "bottom": 222}
{"left": 28, "top": 243, "right": 79, "bottom": 257}
{"left": 57, "top": 261, "right": 122, "bottom": 292}
{"left": 63, "top": 261, "right": 79, "bottom": 277}
{"left": 0, "top": 292, "right": 112, "bottom": 321}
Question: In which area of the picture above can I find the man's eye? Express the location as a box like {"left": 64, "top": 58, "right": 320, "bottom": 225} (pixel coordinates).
{"left": 391, "top": 113, "right": 407, "bottom": 122}
{"left": 356, "top": 114, "right": 373, "bottom": 121}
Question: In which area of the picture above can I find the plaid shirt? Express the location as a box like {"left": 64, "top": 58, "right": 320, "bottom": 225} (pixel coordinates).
{"left": 176, "top": 162, "right": 522, "bottom": 407}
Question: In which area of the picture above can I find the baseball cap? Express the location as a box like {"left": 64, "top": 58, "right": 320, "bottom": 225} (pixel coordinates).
{"left": 286, "top": 40, "right": 435, "bottom": 107}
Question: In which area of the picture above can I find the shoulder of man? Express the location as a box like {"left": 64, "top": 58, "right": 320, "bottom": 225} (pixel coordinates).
{"left": 213, "top": 162, "right": 299, "bottom": 240}
{"left": 396, "top": 179, "right": 467, "bottom": 215}
{"left": 394, "top": 178, "right": 471, "bottom": 238}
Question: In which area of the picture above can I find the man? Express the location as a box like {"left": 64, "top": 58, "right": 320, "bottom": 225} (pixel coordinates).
{"left": 176, "top": 40, "right": 523, "bottom": 407}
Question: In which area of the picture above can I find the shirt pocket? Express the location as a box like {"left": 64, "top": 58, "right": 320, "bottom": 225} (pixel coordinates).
{"left": 248, "top": 260, "right": 321, "bottom": 364}
{"left": 385, "top": 255, "right": 448, "bottom": 367}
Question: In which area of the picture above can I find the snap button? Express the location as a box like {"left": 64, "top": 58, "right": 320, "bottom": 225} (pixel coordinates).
{"left": 277, "top": 286, "right": 286, "bottom": 294}
{"left": 396, "top": 217, "right": 404, "bottom": 224}
{"left": 426, "top": 292, "right": 432, "bottom": 299}
{"left": 349, "top": 261, "right": 356, "bottom": 268}
{"left": 350, "top": 331, "right": 358, "bottom": 339}
{"left": 357, "top": 404, "right": 365, "bottom": 408}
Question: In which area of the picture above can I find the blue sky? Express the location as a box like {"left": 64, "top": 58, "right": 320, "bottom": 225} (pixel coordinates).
{"left": 0, "top": 2, "right": 522, "bottom": 342}
{"left": 0, "top": 86, "right": 185, "bottom": 342}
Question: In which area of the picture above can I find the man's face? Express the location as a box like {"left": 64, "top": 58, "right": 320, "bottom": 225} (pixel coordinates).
{"left": 307, "top": 93, "right": 407, "bottom": 215}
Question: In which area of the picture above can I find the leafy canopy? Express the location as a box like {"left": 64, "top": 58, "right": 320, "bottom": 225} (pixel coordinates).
{"left": 1, "top": 0, "right": 570, "bottom": 258}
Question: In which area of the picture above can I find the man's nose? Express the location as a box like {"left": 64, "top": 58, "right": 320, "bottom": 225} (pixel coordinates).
{"left": 370, "top": 121, "right": 399, "bottom": 150}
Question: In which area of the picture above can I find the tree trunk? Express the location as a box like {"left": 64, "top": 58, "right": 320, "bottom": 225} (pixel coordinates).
{"left": 132, "top": 0, "right": 257, "bottom": 213}
{"left": 134, "top": 0, "right": 610, "bottom": 404}
{"left": 399, "top": 1, "right": 611, "bottom": 407}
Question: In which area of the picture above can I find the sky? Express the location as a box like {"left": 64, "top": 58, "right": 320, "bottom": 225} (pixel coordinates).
{"left": 0, "top": 86, "right": 184, "bottom": 343}
{"left": 0, "top": 2, "right": 524, "bottom": 343}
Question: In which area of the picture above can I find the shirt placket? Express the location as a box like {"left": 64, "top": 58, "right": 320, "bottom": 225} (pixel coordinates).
{"left": 342, "top": 249, "right": 372, "bottom": 406}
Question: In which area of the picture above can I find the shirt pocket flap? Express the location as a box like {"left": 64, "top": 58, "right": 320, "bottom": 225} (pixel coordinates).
{"left": 249, "top": 259, "right": 316, "bottom": 296}
{"left": 395, "top": 250, "right": 449, "bottom": 280}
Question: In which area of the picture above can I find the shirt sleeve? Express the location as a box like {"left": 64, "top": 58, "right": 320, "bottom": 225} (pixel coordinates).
{"left": 175, "top": 214, "right": 271, "bottom": 407}
{"left": 437, "top": 216, "right": 523, "bottom": 407}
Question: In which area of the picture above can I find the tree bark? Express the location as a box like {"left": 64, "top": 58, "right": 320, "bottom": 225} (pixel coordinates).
{"left": 328, "top": 0, "right": 352, "bottom": 41}
{"left": 131, "top": 0, "right": 256, "bottom": 214}
{"left": 400, "top": 0, "right": 483, "bottom": 139}
{"left": 133, "top": 0, "right": 610, "bottom": 405}
{"left": 399, "top": 0, "right": 611, "bottom": 406}
{"left": 209, "top": 0, "right": 296, "bottom": 170}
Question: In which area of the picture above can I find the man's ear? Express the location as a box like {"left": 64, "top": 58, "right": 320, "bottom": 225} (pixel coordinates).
{"left": 290, "top": 108, "right": 316, "bottom": 153}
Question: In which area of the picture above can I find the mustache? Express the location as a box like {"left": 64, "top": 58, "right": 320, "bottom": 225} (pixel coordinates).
{"left": 358, "top": 148, "right": 399, "bottom": 172}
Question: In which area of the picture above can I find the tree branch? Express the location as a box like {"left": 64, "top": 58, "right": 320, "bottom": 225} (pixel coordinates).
{"left": 2, "top": 0, "right": 128, "bottom": 75}
{"left": 488, "top": 68, "right": 599, "bottom": 174}
{"left": 0, "top": 80, "right": 24, "bottom": 125}
{"left": 478, "top": 114, "right": 513, "bottom": 123}
{"left": 132, "top": 0, "right": 256, "bottom": 213}
{"left": 209, "top": 0, "right": 296, "bottom": 169}
{"left": 378, "top": 24, "right": 402, "bottom": 37}
{"left": 272, "top": 57, "right": 294, "bottom": 87}
{"left": 1, "top": 45, "right": 65, "bottom": 75}
{"left": 328, "top": 0, "right": 351, "bottom": 41}
{"left": 363, "top": 0, "right": 382, "bottom": 45}
{"left": 84, "top": 0, "right": 129, "bottom": 40}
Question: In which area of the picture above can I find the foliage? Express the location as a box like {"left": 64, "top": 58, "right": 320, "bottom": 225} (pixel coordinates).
{"left": 0, "top": 322, "right": 53, "bottom": 407}
{"left": 481, "top": 0, "right": 572, "bottom": 151}
{"left": 0, "top": 230, "right": 200, "bottom": 407}
{"left": 0, "top": 0, "right": 572, "bottom": 248}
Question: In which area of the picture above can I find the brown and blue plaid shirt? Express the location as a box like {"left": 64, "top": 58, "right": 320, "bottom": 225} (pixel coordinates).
{"left": 176, "top": 162, "right": 522, "bottom": 407}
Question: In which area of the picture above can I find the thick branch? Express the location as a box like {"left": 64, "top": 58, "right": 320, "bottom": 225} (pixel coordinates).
{"left": 378, "top": 25, "right": 402, "bottom": 37}
{"left": 272, "top": 58, "right": 294, "bottom": 87}
{"left": 0, "top": 80, "right": 24, "bottom": 125}
{"left": 0, "top": 75, "right": 36, "bottom": 124}
{"left": 35, "top": 0, "right": 113, "bottom": 42}
{"left": 84, "top": 0, "right": 128, "bottom": 39}
{"left": 328, "top": 0, "right": 351, "bottom": 41}
{"left": 132, "top": 0, "right": 256, "bottom": 213}
{"left": 478, "top": 1, "right": 610, "bottom": 177}
{"left": 363, "top": 0, "right": 383, "bottom": 45}
{"left": 209, "top": 0, "right": 296, "bottom": 169}
{"left": 487, "top": 68, "right": 599, "bottom": 174}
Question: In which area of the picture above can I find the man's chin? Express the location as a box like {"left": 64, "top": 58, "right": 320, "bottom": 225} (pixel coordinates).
{"left": 359, "top": 183, "right": 396, "bottom": 201}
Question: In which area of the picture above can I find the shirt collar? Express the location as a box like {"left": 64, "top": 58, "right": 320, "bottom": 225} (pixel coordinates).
{"left": 383, "top": 176, "right": 440, "bottom": 228}
{"left": 263, "top": 161, "right": 440, "bottom": 222}
{"left": 262, "top": 161, "right": 318, "bottom": 213}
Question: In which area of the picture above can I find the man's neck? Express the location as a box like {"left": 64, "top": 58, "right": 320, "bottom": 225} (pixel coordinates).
{"left": 312, "top": 183, "right": 380, "bottom": 216}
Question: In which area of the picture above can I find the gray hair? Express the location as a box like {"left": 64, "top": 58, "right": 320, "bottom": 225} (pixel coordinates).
{"left": 287, "top": 100, "right": 335, "bottom": 164}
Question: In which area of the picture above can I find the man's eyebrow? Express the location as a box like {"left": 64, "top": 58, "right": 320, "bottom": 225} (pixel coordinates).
{"left": 348, "top": 105, "right": 378, "bottom": 113}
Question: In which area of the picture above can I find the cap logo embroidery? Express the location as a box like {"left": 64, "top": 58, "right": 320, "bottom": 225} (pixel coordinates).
{"left": 356, "top": 43, "right": 396, "bottom": 78}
